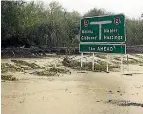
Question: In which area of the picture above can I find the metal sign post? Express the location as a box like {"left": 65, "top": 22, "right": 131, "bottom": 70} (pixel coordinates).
{"left": 92, "top": 53, "right": 95, "bottom": 71}
{"left": 106, "top": 54, "right": 109, "bottom": 72}
{"left": 120, "top": 54, "right": 123, "bottom": 75}
{"left": 127, "top": 54, "right": 129, "bottom": 71}
{"left": 81, "top": 53, "right": 83, "bottom": 68}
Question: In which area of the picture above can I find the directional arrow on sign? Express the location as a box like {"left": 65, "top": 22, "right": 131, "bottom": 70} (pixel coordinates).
{"left": 90, "top": 20, "right": 112, "bottom": 25}
{"left": 90, "top": 20, "right": 112, "bottom": 40}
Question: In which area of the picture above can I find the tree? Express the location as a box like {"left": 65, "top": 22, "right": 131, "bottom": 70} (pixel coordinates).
{"left": 1, "top": 1, "right": 142, "bottom": 48}
{"left": 84, "top": 8, "right": 112, "bottom": 17}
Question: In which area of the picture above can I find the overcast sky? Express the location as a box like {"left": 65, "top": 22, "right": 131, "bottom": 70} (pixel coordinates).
{"left": 34, "top": 0, "right": 143, "bottom": 18}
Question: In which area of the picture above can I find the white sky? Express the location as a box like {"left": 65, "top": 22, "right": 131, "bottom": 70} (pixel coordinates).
{"left": 34, "top": 0, "right": 143, "bottom": 18}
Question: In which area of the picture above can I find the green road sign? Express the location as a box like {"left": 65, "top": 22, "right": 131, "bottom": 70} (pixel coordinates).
{"left": 80, "top": 44, "right": 126, "bottom": 54}
{"left": 80, "top": 14, "right": 125, "bottom": 43}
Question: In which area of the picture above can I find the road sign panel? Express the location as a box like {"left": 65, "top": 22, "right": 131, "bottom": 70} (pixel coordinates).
{"left": 80, "top": 44, "right": 126, "bottom": 54}
{"left": 80, "top": 14, "right": 125, "bottom": 43}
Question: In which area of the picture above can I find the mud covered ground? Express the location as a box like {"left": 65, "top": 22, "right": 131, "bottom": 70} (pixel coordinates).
{"left": 1, "top": 54, "right": 143, "bottom": 114}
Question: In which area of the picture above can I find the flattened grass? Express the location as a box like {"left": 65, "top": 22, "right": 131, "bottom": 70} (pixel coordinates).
{"left": 1, "top": 75, "right": 17, "bottom": 81}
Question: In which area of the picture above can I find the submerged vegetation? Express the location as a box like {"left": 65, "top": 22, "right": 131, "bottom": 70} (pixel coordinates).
{"left": 1, "top": 60, "right": 41, "bottom": 74}
{"left": 33, "top": 67, "right": 71, "bottom": 76}
{"left": 1, "top": 54, "right": 143, "bottom": 80}
{"left": 1, "top": 75, "right": 17, "bottom": 81}
{"left": 62, "top": 57, "right": 119, "bottom": 72}
{"left": 11, "top": 60, "right": 41, "bottom": 69}
{"left": 1, "top": 63, "right": 24, "bottom": 73}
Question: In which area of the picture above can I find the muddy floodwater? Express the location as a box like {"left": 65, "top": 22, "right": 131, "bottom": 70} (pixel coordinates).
{"left": 1, "top": 56, "right": 143, "bottom": 114}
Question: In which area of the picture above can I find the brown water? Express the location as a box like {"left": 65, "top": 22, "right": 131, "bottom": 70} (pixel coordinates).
{"left": 2, "top": 56, "right": 143, "bottom": 114}
{"left": 2, "top": 70, "right": 143, "bottom": 114}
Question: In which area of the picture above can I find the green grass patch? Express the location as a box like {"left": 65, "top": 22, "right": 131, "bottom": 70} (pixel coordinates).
{"left": 123, "top": 58, "right": 143, "bottom": 65}
{"left": 135, "top": 55, "right": 143, "bottom": 59}
{"left": 33, "top": 67, "right": 71, "bottom": 76}
{"left": 1, "top": 63, "right": 24, "bottom": 73}
{"left": 11, "top": 60, "right": 41, "bottom": 69}
{"left": 62, "top": 57, "right": 117, "bottom": 72}
{"left": 96, "top": 54, "right": 106, "bottom": 59}
{"left": 34, "top": 70, "right": 57, "bottom": 76}
{"left": 114, "top": 56, "right": 143, "bottom": 65}
{"left": 49, "top": 67, "right": 71, "bottom": 74}
{"left": 1, "top": 75, "right": 17, "bottom": 81}
{"left": 46, "top": 54, "right": 61, "bottom": 58}
{"left": 48, "top": 63, "right": 62, "bottom": 67}
{"left": 114, "top": 57, "right": 121, "bottom": 61}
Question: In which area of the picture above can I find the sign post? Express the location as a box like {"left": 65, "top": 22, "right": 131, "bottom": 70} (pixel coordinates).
{"left": 106, "top": 54, "right": 109, "bottom": 73}
{"left": 120, "top": 54, "right": 123, "bottom": 75}
{"left": 81, "top": 53, "right": 83, "bottom": 68}
{"left": 92, "top": 53, "right": 95, "bottom": 71}
{"left": 127, "top": 54, "right": 129, "bottom": 71}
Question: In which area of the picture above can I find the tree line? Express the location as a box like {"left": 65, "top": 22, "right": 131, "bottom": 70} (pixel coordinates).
{"left": 1, "top": 1, "right": 143, "bottom": 48}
